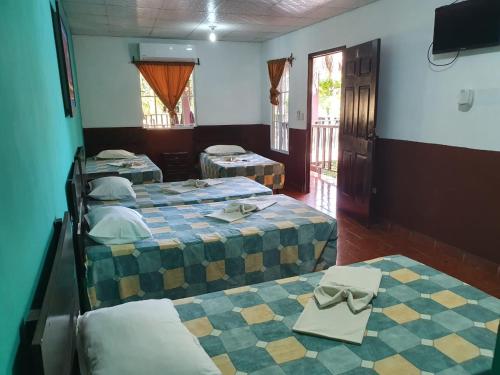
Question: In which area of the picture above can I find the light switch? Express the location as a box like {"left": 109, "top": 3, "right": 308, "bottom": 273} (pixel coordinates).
{"left": 458, "top": 89, "right": 474, "bottom": 112}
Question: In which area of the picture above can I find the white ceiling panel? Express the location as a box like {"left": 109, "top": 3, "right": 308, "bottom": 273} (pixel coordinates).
{"left": 63, "top": 0, "right": 379, "bottom": 41}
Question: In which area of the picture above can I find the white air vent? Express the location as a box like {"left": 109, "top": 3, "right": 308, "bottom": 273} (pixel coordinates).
{"left": 138, "top": 43, "right": 198, "bottom": 63}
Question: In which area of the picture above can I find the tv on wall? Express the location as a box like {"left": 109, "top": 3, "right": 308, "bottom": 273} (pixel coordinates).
{"left": 433, "top": 0, "right": 500, "bottom": 54}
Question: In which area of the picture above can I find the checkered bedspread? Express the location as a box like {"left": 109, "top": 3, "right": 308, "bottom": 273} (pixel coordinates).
{"left": 86, "top": 195, "right": 337, "bottom": 309}
{"left": 86, "top": 154, "right": 163, "bottom": 184}
{"left": 87, "top": 177, "right": 272, "bottom": 209}
{"left": 200, "top": 152, "right": 285, "bottom": 190}
{"left": 176, "top": 255, "right": 499, "bottom": 375}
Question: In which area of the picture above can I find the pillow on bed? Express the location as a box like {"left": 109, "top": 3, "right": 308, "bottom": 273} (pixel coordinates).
{"left": 95, "top": 149, "right": 136, "bottom": 159}
{"left": 86, "top": 206, "right": 151, "bottom": 245}
{"left": 204, "top": 145, "right": 246, "bottom": 155}
{"left": 77, "top": 299, "right": 221, "bottom": 375}
{"left": 88, "top": 176, "right": 136, "bottom": 201}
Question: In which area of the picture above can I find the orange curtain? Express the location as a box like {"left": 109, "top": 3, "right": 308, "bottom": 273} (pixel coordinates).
{"left": 267, "top": 58, "right": 287, "bottom": 106}
{"left": 134, "top": 61, "right": 195, "bottom": 125}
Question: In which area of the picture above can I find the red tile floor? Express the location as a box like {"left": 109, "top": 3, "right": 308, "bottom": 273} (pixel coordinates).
{"left": 284, "top": 173, "right": 500, "bottom": 298}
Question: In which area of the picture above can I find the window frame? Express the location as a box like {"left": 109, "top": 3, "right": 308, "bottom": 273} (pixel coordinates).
{"left": 140, "top": 70, "right": 197, "bottom": 129}
{"left": 270, "top": 62, "right": 290, "bottom": 154}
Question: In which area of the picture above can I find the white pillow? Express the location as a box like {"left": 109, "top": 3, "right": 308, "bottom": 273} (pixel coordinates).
{"left": 95, "top": 149, "right": 136, "bottom": 159}
{"left": 86, "top": 206, "right": 152, "bottom": 245}
{"left": 88, "top": 177, "right": 136, "bottom": 201}
{"left": 205, "top": 145, "right": 246, "bottom": 155}
{"left": 77, "top": 299, "right": 221, "bottom": 375}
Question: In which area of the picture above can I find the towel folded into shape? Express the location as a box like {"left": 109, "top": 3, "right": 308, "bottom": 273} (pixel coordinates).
{"left": 314, "top": 282, "right": 374, "bottom": 314}
{"left": 163, "top": 179, "right": 224, "bottom": 194}
{"left": 220, "top": 156, "right": 249, "bottom": 163}
{"left": 206, "top": 199, "right": 276, "bottom": 222}
{"left": 106, "top": 161, "right": 146, "bottom": 169}
{"left": 293, "top": 266, "right": 382, "bottom": 344}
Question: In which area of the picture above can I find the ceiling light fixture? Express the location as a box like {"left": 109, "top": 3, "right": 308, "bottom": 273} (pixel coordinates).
{"left": 209, "top": 26, "right": 217, "bottom": 42}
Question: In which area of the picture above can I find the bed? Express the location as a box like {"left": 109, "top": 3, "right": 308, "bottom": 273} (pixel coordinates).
{"left": 30, "top": 211, "right": 499, "bottom": 375}
{"left": 200, "top": 152, "right": 285, "bottom": 190}
{"left": 85, "top": 194, "right": 338, "bottom": 309}
{"left": 175, "top": 255, "right": 499, "bottom": 375}
{"left": 85, "top": 154, "right": 163, "bottom": 184}
{"left": 86, "top": 176, "right": 273, "bottom": 209}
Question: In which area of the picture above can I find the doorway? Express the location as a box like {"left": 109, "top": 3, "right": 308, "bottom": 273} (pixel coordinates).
{"left": 306, "top": 40, "right": 381, "bottom": 223}
{"left": 305, "top": 47, "right": 344, "bottom": 215}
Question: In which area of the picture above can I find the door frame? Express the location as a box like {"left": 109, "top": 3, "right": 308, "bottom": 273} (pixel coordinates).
{"left": 305, "top": 45, "right": 346, "bottom": 194}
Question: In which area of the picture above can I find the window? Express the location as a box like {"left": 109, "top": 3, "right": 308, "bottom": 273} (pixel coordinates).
{"left": 140, "top": 73, "right": 196, "bottom": 128}
{"left": 271, "top": 62, "right": 289, "bottom": 153}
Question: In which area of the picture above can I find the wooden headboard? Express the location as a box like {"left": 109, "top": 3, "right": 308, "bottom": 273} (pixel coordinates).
{"left": 66, "top": 158, "right": 90, "bottom": 313}
{"left": 30, "top": 213, "right": 80, "bottom": 375}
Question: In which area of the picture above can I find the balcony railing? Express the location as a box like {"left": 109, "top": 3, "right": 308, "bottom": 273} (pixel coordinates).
{"left": 143, "top": 114, "right": 170, "bottom": 128}
{"left": 143, "top": 114, "right": 195, "bottom": 129}
{"left": 311, "top": 122, "right": 339, "bottom": 175}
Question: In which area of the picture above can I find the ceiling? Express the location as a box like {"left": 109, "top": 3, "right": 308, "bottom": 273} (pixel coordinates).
{"left": 62, "top": 0, "right": 378, "bottom": 42}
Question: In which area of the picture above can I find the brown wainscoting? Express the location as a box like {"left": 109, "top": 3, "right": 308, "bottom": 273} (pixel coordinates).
{"left": 83, "top": 127, "right": 196, "bottom": 178}
{"left": 193, "top": 124, "right": 269, "bottom": 156}
{"left": 263, "top": 128, "right": 309, "bottom": 192}
{"left": 83, "top": 125, "right": 273, "bottom": 182}
{"left": 83, "top": 125, "right": 311, "bottom": 189}
{"left": 375, "top": 138, "right": 500, "bottom": 264}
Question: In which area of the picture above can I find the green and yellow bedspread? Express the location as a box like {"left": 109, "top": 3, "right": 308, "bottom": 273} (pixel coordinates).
{"left": 200, "top": 152, "right": 285, "bottom": 190}
{"left": 86, "top": 154, "right": 163, "bottom": 184}
{"left": 86, "top": 195, "right": 337, "bottom": 309}
{"left": 176, "top": 255, "right": 499, "bottom": 375}
{"left": 87, "top": 177, "right": 272, "bottom": 209}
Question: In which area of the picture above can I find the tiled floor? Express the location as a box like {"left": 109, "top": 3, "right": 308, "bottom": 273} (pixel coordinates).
{"left": 284, "top": 173, "right": 500, "bottom": 298}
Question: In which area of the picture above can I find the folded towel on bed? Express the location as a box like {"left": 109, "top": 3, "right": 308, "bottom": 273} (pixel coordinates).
{"left": 106, "top": 161, "right": 146, "bottom": 169}
{"left": 219, "top": 156, "right": 249, "bottom": 163}
{"left": 164, "top": 179, "right": 224, "bottom": 194}
{"left": 293, "top": 266, "right": 382, "bottom": 344}
{"left": 206, "top": 200, "right": 276, "bottom": 222}
{"left": 314, "top": 283, "right": 374, "bottom": 314}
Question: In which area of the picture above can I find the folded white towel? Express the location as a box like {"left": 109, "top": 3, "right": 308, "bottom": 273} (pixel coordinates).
{"left": 106, "top": 161, "right": 146, "bottom": 169}
{"left": 206, "top": 199, "right": 276, "bottom": 222}
{"left": 293, "top": 266, "right": 382, "bottom": 344}
{"left": 314, "top": 282, "right": 374, "bottom": 314}
{"left": 164, "top": 179, "right": 224, "bottom": 194}
{"left": 219, "top": 156, "right": 249, "bottom": 163}
{"left": 224, "top": 202, "right": 258, "bottom": 214}
{"left": 184, "top": 179, "right": 210, "bottom": 188}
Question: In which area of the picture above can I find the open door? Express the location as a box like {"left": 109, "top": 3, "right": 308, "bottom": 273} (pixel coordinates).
{"left": 337, "top": 39, "right": 380, "bottom": 222}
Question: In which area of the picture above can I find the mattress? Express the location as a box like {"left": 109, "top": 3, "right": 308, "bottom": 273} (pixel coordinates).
{"left": 200, "top": 152, "right": 285, "bottom": 190}
{"left": 85, "top": 154, "right": 163, "bottom": 184}
{"left": 86, "top": 195, "right": 337, "bottom": 309}
{"left": 87, "top": 177, "right": 272, "bottom": 209}
{"left": 176, "top": 255, "right": 499, "bottom": 375}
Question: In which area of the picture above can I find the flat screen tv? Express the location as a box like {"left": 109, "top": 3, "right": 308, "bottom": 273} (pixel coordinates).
{"left": 433, "top": 0, "right": 500, "bottom": 54}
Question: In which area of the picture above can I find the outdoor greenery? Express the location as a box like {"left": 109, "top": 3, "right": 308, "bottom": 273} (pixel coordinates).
{"left": 318, "top": 78, "right": 341, "bottom": 116}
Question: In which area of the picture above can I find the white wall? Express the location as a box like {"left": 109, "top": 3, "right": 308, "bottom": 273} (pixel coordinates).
{"left": 261, "top": 0, "right": 500, "bottom": 152}
{"left": 73, "top": 36, "right": 263, "bottom": 127}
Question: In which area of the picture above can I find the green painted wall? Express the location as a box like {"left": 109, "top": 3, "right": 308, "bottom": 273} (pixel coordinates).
{"left": 0, "top": 0, "right": 83, "bottom": 373}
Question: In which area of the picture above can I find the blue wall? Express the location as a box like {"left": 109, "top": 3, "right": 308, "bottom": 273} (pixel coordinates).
{"left": 0, "top": 0, "right": 83, "bottom": 373}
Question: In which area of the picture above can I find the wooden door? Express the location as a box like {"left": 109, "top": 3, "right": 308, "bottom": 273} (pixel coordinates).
{"left": 337, "top": 39, "right": 380, "bottom": 222}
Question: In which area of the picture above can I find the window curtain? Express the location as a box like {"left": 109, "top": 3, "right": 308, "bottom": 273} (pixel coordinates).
{"left": 134, "top": 61, "right": 195, "bottom": 125}
{"left": 267, "top": 58, "right": 287, "bottom": 106}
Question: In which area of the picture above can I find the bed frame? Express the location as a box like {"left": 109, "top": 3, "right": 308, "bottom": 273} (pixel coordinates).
{"left": 25, "top": 148, "right": 111, "bottom": 374}
{"left": 67, "top": 157, "right": 91, "bottom": 314}
{"left": 29, "top": 212, "right": 80, "bottom": 374}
